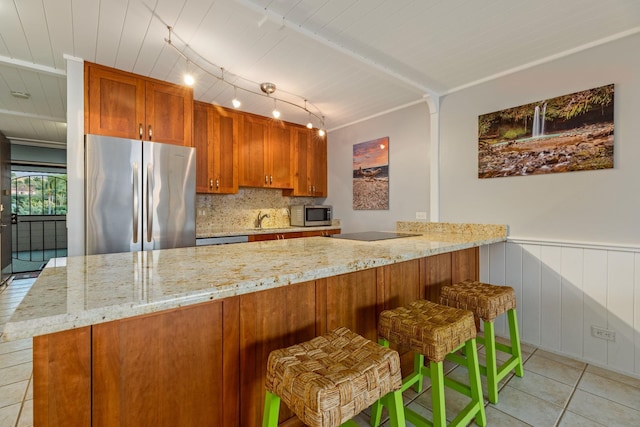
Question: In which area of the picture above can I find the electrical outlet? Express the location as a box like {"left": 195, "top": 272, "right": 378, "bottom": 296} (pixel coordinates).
{"left": 415, "top": 211, "right": 427, "bottom": 220}
{"left": 591, "top": 326, "right": 616, "bottom": 342}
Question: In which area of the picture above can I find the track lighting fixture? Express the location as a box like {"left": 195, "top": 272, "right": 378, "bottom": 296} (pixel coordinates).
{"left": 232, "top": 86, "right": 241, "bottom": 108}
{"left": 163, "top": 25, "right": 326, "bottom": 136}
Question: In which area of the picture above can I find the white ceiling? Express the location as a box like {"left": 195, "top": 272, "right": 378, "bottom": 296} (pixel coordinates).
{"left": 0, "top": 0, "right": 639, "bottom": 147}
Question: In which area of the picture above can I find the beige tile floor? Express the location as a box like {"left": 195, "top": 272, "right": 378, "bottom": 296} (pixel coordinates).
{"left": 1, "top": 277, "right": 640, "bottom": 427}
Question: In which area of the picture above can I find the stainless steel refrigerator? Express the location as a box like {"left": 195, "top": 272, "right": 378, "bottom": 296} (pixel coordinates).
{"left": 85, "top": 134, "right": 195, "bottom": 255}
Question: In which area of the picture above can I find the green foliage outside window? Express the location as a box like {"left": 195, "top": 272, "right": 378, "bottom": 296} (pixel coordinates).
{"left": 11, "top": 173, "right": 67, "bottom": 215}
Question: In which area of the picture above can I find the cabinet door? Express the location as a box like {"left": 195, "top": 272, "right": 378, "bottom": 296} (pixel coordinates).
{"left": 309, "top": 132, "right": 327, "bottom": 196}
{"left": 86, "top": 63, "right": 145, "bottom": 139}
{"left": 92, "top": 299, "right": 240, "bottom": 426}
{"left": 291, "top": 127, "right": 311, "bottom": 195}
{"left": 212, "top": 106, "right": 239, "bottom": 193}
{"left": 268, "top": 122, "right": 293, "bottom": 189}
{"left": 194, "top": 102, "right": 213, "bottom": 193}
{"left": 145, "top": 80, "right": 193, "bottom": 146}
{"left": 239, "top": 114, "right": 268, "bottom": 187}
{"left": 239, "top": 281, "right": 318, "bottom": 426}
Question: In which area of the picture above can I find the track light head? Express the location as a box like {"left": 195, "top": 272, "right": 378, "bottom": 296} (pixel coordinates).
{"left": 260, "top": 82, "right": 276, "bottom": 94}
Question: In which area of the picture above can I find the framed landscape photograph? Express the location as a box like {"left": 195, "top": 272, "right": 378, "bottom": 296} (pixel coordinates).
{"left": 353, "top": 137, "right": 389, "bottom": 210}
{"left": 478, "top": 84, "right": 614, "bottom": 178}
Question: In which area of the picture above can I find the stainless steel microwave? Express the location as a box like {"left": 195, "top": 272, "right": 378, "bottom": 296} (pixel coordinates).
{"left": 290, "top": 205, "right": 332, "bottom": 226}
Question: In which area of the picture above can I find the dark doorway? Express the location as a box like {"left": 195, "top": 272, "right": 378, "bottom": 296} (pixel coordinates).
{"left": 0, "top": 133, "right": 12, "bottom": 284}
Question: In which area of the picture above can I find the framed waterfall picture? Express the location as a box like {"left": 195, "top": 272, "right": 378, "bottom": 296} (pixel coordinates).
{"left": 478, "top": 84, "right": 614, "bottom": 178}
{"left": 353, "top": 137, "right": 389, "bottom": 210}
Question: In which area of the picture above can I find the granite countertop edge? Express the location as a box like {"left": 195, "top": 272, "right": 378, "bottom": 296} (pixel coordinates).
{"left": 2, "top": 224, "right": 506, "bottom": 342}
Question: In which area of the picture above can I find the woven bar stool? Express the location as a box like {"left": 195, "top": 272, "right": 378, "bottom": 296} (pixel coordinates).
{"left": 262, "top": 326, "right": 406, "bottom": 427}
{"left": 440, "top": 280, "right": 524, "bottom": 404}
{"left": 372, "top": 300, "right": 486, "bottom": 427}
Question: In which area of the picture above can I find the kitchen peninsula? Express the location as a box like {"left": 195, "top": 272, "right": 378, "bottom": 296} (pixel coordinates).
{"left": 3, "top": 222, "right": 506, "bottom": 427}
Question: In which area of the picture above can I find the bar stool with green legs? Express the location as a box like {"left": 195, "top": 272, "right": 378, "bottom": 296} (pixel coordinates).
{"left": 371, "top": 299, "right": 486, "bottom": 427}
{"left": 440, "top": 280, "right": 524, "bottom": 404}
{"left": 262, "top": 326, "right": 406, "bottom": 427}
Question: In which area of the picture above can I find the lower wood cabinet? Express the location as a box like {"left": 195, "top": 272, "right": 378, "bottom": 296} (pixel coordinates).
{"left": 248, "top": 228, "right": 339, "bottom": 242}
{"left": 32, "top": 247, "right": 478, "bottom": 427}
{"left": 92, "top": 299, "right": 240, "bottom": 427}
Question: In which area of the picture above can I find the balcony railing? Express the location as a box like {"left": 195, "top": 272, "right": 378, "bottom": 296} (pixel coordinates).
{"left": 12, "top": 215, "right": 67, "bottom": 272}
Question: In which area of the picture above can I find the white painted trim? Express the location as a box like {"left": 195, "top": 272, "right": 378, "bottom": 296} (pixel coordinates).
{"left": 8, "top": 138, "right": 66, "bottom": 149}
{"left": 0, "top": 54, "right": 66, "bottom": 77}
{"left": 508, "top": 237, "right": 640, "bottom": 252}
{"left": 65, "top": 57, "right": 84, "bottom": 256}
{"left": 0, "top": 109, "right": 65, "bottom": 123}
{"left": 426, "top": 94, "right": 440, "bottom": 222}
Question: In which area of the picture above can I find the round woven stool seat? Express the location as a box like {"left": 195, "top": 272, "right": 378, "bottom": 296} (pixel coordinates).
{"left": 378, "top": 299, "right": 476, "bottom": 362}
{"left": 264, "top": 326, "right": 402, "bottom": 427}
{"left": 440, "top": 279, "right": 516, "bottom": 322}
{"left": 440, "top": 280, "right": 524, "bottom": 404}
{"left": 373, "top": 300, "right": 486, "bottom": 427}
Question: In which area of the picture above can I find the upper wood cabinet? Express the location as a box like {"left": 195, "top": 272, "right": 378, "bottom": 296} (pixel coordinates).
{"left": 286, "top": 126, "right": 327, "bottom": 197}
{"left": 238, "top": 114, "right": 293, "bottom": 189}
{"left": 85, "top": 62, "right": 193, "bottom": 146}
{"left": 194, "top": 102, "right": 238, "bottom": 194}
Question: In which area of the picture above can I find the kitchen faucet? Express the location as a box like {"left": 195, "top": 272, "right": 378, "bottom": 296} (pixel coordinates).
{"left": 255, "top": 211, "right": 269, "bottom": 229}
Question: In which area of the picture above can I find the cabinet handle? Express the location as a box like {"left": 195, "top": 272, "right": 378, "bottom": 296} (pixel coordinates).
{"left": 265, "top": 175, "right": 268, "bottom": 184}
{"left": 312, "top": 185, "right": 315, "bottom": 194}
{"left": 148, "top": 125, "right": 153, "bottom": 140}
{"left": 139, "top": 124, "right": 143, "bottom": 139}
{"left": 209, "top": 179, "right": 213, "bottom": 189}
{"left": 216, "top": 178, "right": 219, "bottom": 189}
{"left": 270, "top": 175, "right": 273, "bottom": 185}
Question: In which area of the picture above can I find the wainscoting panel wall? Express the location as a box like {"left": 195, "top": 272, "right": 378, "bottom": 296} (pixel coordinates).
{"left": 480, "top": 240, "right": 640, "bottom": 378}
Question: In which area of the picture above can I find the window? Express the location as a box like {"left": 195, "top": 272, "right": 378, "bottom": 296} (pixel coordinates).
{"left": 11, "top": 173, "right": 67, "bottom": 215}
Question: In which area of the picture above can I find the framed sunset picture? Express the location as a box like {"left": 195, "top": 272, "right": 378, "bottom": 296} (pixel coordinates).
{"left": 353, "top": 137, "right": 389, "bottom": 210}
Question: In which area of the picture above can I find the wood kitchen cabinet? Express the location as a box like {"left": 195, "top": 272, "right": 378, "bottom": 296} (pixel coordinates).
{"left": 247, "top": 228, "right": 339, "bottom": 242}
{"left": 194, "top": 102, "right": 238, "bottom": 193}
{"left": 239, "top": 113, "right": 293, "bottom": 189}
{"left": 285, "top": 126, "right": 327, "bottom": 197}
{"left": 85, "top": 62, "right": 193, "bottom": 146}
{"left": 91, "top": 298, "right": 240, "bottom": 426}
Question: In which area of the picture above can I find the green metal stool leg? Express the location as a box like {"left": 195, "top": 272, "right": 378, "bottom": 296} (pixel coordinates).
{"left": 413, "top": 352, "right": 425, "bottom": 392}
{"left": 430, "top": 360, "right": 446, "bottom": 427}
{"left": 384, "top": 389, "right": 407, "bottom": 427}
{"left": 483, "top": 320, "right": 499, "bottom": 404}
{"left": 262, "top": 390, "right": 281, "bottom": 427}
{"left": 465, "top": 338, "right": 486, "bottom": 427}
{"left": 509, "top": 308, "right": 524, "bottom": 377}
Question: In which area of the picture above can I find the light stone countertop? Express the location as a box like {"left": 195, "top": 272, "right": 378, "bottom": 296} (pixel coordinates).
{"left": 2, "top": 222, "right": 506, "bottom": 341}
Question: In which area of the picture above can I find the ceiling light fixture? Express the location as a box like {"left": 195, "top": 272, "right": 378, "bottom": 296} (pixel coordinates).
{"left": 318, "top": 116, "right": 326, "bottom": 137}
{"left": 260, "top": 82, "right": 276, "bottom": 95}
{"left": 305, "top": 101, "right": 313, "bottom": 129}
{"left": 162, "top": 25, "right": 326, "bottom": 136}
{"left": 11, "top": 91, "right": 31, "bottom": 99}
{"left": 232, "top": 86, "right": 241, "bottom": 108}
{"left": 272, "top": 99, "right": 281, "bottom": 119}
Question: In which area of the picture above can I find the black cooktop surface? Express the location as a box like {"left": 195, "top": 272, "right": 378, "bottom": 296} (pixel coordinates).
{"left": 330, "top": 231, "right": 421, "bottom": 241}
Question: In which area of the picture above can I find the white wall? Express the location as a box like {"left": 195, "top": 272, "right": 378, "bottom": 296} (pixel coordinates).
{"left": 441, "top": 33, "right": 640, "bottom": 377}
{"left": 65, "top": 56, "right": 84, "bottom": 256}
{"left": 325, "top": 102, "right": 431, "bottom": 233}
{"left": 439, "top": 33, "right": 640, "bottom": 244}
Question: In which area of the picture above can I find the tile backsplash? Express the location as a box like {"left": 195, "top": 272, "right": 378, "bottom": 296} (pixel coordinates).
{"left": 196, "top": 188, "right": 318, "bottom": 236}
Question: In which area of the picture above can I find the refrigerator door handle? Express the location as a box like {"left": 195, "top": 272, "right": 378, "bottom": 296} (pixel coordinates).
{"left": 133, "top": 162, "right": 139, "bottom": 244}
{"left": 146, "top": 163, "right": 153, "bottom": 243}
